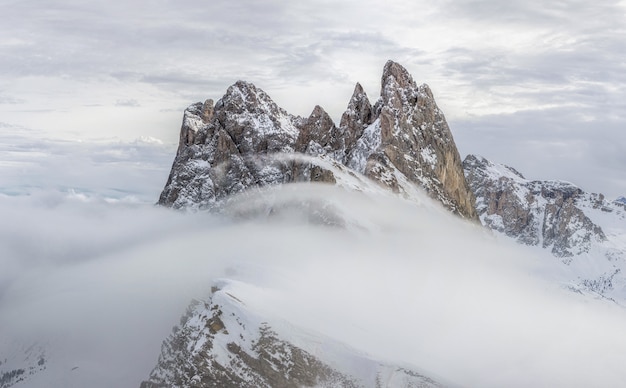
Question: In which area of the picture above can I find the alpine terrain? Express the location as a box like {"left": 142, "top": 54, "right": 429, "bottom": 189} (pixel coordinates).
{"left": 463, "top": 154, "right": 626, "bottom": 300}
{"left": 3, "top": 61, "right": 626, "bottom": 388}
{"left": 143, "top": 60, "right": 626, "bottom": 387}
{"left": 158, "top": 60, "right": 478, "bottom": 221}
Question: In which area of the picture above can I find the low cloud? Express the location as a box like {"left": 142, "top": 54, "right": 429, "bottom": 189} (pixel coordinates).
{"left": 2, "top": 183, "right": 626, "bottom": 387}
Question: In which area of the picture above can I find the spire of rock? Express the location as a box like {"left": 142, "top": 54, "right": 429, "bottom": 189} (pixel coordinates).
{"left": 340, "top": 83, "right": 373, "bottom": 154}
{"left": 361, "top": 61, "right": 479, "bottom": 220}
{"left": 381, "top": 60, "right": 416, "bottom": 93}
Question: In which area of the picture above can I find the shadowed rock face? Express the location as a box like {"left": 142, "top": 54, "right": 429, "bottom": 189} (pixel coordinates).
{"left": 158, "top": 61, "right": 478, "bottom": 221}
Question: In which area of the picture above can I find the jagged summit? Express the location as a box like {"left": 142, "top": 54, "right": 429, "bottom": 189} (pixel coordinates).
{"left": 158, "top": 61, "right": 478, "bottom": 220}
{"left": 381, "top": 60, "right": 416, "bottom": 92}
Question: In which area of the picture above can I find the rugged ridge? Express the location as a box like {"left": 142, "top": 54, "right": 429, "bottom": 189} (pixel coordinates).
{"left": 141, "top": 281, "right": 443, "bottom": 388}
{"left": 158, "top": 61, "right": 478, "bottom": 221}
{"left": 463, "top": 154, "right": 626, "bottom": 298}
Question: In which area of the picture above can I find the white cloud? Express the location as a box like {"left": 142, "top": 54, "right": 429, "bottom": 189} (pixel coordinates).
{"left": 2, "top": 184, "right": 626, "bottom": 387}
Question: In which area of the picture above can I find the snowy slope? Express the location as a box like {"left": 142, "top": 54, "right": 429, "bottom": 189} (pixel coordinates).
{"left": 463, "top": 154, "right": 626, "bottom": 302}
{"left": 141, "top": 280, "right": 443, "bottom": 388}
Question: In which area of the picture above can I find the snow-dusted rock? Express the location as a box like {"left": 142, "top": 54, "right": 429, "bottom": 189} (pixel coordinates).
{"left": 355, "top": 61, "right": 477, "bottom": 219}
{"left": 141, "top": 281, "right": 443, "bottom": 388}
{"left": 463, "top": 154, "right": 626, "bottom": 300}
{"left": 158, "top": 61, "right": 478, "bottom": 221}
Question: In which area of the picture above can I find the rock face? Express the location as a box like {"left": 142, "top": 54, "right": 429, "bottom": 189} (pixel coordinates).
{"left": 463, "top": 154, "right": 626, "bottom": 298}
{"left": 463, "top": 154, "right": 612, "bottom": 258}
{"left": 141, "top": 282, "right": 443, "bottom": 388}
{"left": 158, "top": 61, "right": 478, "bottom": 221}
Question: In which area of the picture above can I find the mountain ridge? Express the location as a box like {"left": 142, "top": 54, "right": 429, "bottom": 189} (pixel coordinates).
{"left": 158, "top": 60, "right": 479, "bottom": 221}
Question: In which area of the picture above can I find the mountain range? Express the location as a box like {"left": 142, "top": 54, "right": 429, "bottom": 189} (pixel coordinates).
{"left": 147, "top": 61, "right": 626, "bottom": 387}
{"left": 3, "top": 61, "right": 625, "bottom": 388}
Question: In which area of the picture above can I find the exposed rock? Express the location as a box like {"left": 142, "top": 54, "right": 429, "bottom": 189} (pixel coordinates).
{"left": 357, "top": 61, "right": 478, "bottom": 220}
{"left": 463, "top": 154, "right": 610, "bottom": 258}
{"left": 141, "top": 283, "right": 444, "bottom": 388}
{"left": 158, "top": 61, "right": 478, "bottom": 221}
{"left": 463, "top": 154, "right": 626, "bottom": 300}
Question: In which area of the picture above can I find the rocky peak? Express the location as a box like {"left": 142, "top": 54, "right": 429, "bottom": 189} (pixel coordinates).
{"left": 340, "top": 83, "right": 373, "bottom": 130}
{"left": 296, "top": 105, "right": 336, "bottom": 151}
{"left": 158, "top": 61, "right": 479, "bottom": 221}
{"left": 381, "top": 60, "right": 417, "bottom": 94}
{"left": 362, "top": 61, "right": 478, "bottom": 220}
{"left": 339, "top": 83, "right": 373, "bottom": 159}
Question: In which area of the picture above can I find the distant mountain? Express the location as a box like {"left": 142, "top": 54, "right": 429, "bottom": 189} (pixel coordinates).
{"left": 463, "top": 154, "right": 626, "bottom": 299}
{"left": 158, "top": 60, "right": 478, "bottom": 221}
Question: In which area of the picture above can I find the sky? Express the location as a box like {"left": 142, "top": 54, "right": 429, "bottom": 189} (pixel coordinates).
{"left": 1, "top": 0, "right": 625, "bottom": 199}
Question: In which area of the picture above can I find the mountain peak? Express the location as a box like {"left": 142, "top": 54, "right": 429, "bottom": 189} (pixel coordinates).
{"left": 158, "top": 61, "right": 479, "bottom": 220}
{"left": 381, "top": 60, "right": 416, "bottom": 93}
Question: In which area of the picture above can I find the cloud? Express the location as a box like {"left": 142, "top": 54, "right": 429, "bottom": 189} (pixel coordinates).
{"left": 2, "top": 183, "right": 626, "bottom": 387}
{"left": 0, "top": 132, "right": 175, "bottom": 201}
{"left": 114, "top": 98, "right": 140, "bottom": 107}
{"left": 452, "top": 107, "right": 626, "bottom": 197}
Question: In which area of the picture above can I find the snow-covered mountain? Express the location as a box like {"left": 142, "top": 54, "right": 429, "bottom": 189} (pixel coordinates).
{"left": 463, "top": 154, "right": 626, "bottom": 300}
{"left": 141, "top": 280, "right": 443, "bottom": 388}
{"left": 150, "top": 61, "right": 626, "bottom": 386}
{"left": 158, "top": 60, "right": 478, "bottom": 221}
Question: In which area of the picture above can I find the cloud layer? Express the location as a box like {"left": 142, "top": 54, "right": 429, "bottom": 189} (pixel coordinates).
{"left": 2, "top": 184, "right": 626, "bottom": 387}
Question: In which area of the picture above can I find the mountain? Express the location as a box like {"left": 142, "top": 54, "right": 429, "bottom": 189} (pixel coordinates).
{"left": 463, "top": 154, "right": 626, "bottom": 299}
{"left": 158, "top": 60, "right": 478, "bottom": 221}
{"left": 141, "top": 280, "right": 443, "bottom": 388}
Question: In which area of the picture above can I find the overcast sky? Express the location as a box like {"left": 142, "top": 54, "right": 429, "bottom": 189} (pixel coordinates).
{"left": 1, "top": 0, "right": 625, "bottom": 198}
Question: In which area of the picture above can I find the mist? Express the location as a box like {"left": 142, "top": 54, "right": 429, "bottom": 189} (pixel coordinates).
{"left": 2, "top": 184, "right": 626, "bottom": 387}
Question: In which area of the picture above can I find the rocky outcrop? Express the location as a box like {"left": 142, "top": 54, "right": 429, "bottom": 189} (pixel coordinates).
{"left": 463, "top": 154, "right": 626, "bottom": 300}
{"left": 141, "top": 282, "right": 443, "bottom": 388}
{"left": 158, "top": 61, "right": 478, "bottom": 221}
{"left": 356, "top": 61, "right": 477, "bottom": 219}
{"left": 463, "top": 154, "right": 618, "bottom": 259}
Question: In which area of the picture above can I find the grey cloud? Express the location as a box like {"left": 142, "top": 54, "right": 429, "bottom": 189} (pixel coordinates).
{"left": 452, "top": 107, "right": 626, "bottom": 197}
{"left": 114, "top": 99, "right": 140, "bottom": 107}
{"left": 440, "top": 0, "right": 623, "bottom": 27}
{"left": 0, "top": 95, "right": 24, "bottom": 104}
